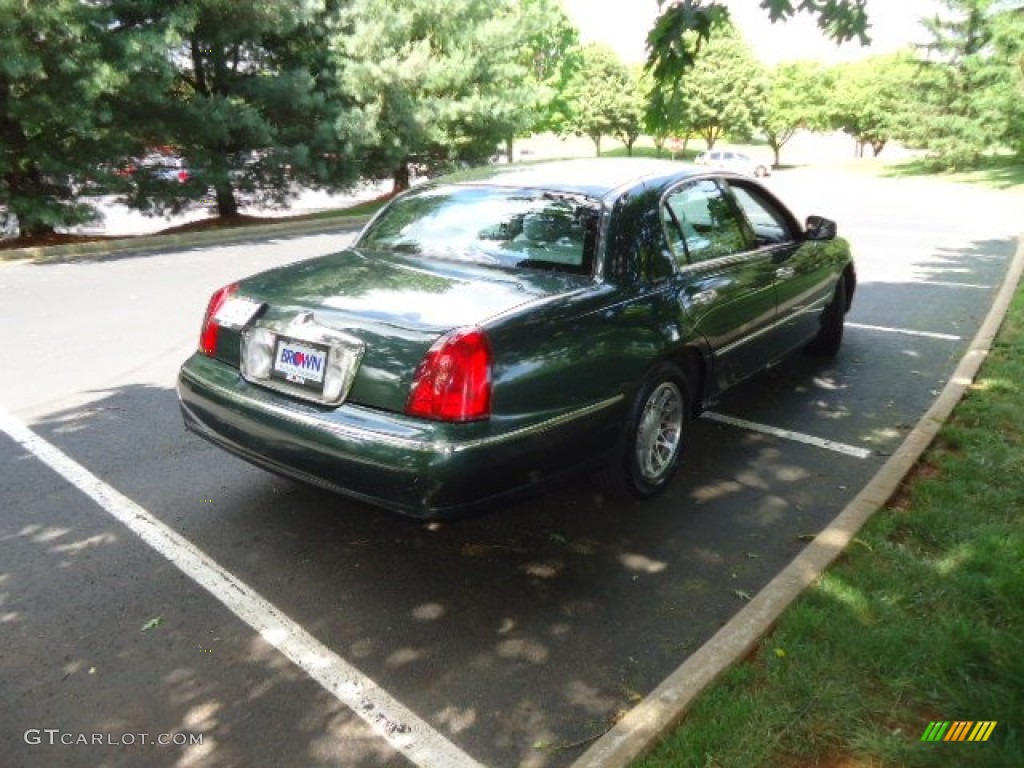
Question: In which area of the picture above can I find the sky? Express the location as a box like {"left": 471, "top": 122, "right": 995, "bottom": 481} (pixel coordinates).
{"left": 560, "top": 0, "right": 943, "bottom": 66}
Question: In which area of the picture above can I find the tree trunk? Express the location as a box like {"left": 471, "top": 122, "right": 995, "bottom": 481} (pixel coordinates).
{"left": 871, "top": 139, "right": 886, "bottom": 156}
{"left": 5, "top": 168, "right": 58, "bottom": 238}
{"left": 215, "top": 182, "right": 238, "bottom": 218}
{"left": 505, "top": 137, "right": 514, "bottom": 164}
{"left": 392, "top": 161, "right": 411, "bottom": 194}
{"left": 591, "top": 134, "right": 602, "bottom": 156}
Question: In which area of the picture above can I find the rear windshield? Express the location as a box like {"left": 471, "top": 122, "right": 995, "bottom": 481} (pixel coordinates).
{"left": 356, "top": 185, "right": 601, "bottom": 275}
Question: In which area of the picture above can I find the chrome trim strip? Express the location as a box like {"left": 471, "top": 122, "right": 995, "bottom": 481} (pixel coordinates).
{"left": 181, "top": 367, "right": 623, "bottom": 455}
{"left": 715, "top": 297, "right": 829, "bottom": 357}
{"left": 450, "top": 395, "right": 624, "bottom": 453}
{"left": 675, "top": 248, "right": 774, "bottom": 276}
{"left": 715, "top": 314, "right": 789, "bottom": 357}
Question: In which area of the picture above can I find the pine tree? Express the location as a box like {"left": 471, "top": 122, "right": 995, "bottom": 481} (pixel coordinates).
{"left": 1, "top": 1, "right": 143, "bottom": 238}
{"left": 914, "top": 0, "right": 1019, "bottom": 168}
{"left": 109, "top": 0, "right": 363, "bottom": 219}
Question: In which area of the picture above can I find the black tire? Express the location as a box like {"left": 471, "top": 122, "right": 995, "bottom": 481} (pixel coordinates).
{"left": 806, "top": 273, "right": 846, "bottom": 357}
{"left": 609, "top": 363, "right": 691, "bottom": 500}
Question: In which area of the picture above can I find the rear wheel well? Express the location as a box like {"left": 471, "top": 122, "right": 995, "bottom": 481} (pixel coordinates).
{"left": 669, "top": 346, "right": 706, "bottom": 417}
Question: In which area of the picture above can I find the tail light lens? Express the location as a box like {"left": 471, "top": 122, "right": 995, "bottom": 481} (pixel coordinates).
{"left": 199, "top": 283, "right": 238, "bottom": 356}
{"left": 406, "top": 328, "right": 492, "bottom": 422}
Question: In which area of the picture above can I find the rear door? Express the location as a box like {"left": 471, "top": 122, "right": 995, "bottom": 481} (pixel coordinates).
{"left": 662, "top": 178, "right": 777, "bottom": 391}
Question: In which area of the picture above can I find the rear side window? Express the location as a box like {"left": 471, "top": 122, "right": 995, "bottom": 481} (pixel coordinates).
{"left": 662, "top": 179, "right": 750, "bottom": 265}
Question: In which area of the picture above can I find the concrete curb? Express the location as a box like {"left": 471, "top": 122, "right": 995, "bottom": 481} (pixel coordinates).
{"left": 0, "top": 214, "right": 371, "bottom": 264}
{"left": 570, "top": 232, "right": 1024, "bottom": 768}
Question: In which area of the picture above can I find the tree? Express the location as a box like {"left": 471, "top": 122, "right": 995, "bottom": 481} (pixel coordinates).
{"left": 827, "top": 53, "right": 918, "bottom": 157}
{"left": 108, "top": 0, "right": 363, "bottom": 220}
{"left": 991, "top": 0, "right": 1024, "bottom": 152}
{"left": 912, "top": 0, "right": 1021, "bottom": 167}
{"left": 338, "top": 0, "right": 538, "bottom": 191}
{"left": 510, "top": 0, "right": 583, "bottom": 157}
{"left": 0, "top": 1, "right": 146, "bottom": 238}
{"left": 677, "top": 21, "right": 767, "bottom": 151}
{"left": 646, "top": 0, "right": 870, "bottom": 91}
{"left": 563, "top": 44, "right": 638, "bottom": 156}
{"left": 757, "top": 61, "right": 831, "bottom": 167}
{"left": 644, "top": 53, "right": 694, "bottom": 157}
{"left": 614, "top": 67, "right": 648, "bottom": 156}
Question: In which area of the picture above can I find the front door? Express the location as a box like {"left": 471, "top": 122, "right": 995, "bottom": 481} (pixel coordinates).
{"left": 725, "top": 179, "right": 837, "bottom": 356}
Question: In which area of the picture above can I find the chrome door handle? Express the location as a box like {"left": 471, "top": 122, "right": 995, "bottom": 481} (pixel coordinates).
{"left": 775, "top": 266, "right": 795, "bottom": 280}
{"left": 691, "top": 289, "right": 718, "bottom": 306}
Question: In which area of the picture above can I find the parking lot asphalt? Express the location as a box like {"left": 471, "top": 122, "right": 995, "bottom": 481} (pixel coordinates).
{"left": 1, "top": 169, "right": 1021, "bottom": 768}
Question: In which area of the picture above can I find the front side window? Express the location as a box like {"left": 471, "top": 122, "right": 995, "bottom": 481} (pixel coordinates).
{"left": 728, "top": 183, "right": 797, "bottom": 246}
{"left": 662, "top": 179, "right": 750, "bottom": 265}
{"left": 357, "top": 185, "right": 600, "bottom": 275}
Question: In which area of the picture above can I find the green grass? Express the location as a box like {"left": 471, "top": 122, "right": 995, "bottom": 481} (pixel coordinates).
{"left": 874, "top": 153, "right": 1024, "bottom": 190}
{"left": 599, "top": 136, "right": 771, "bottom": 163}
{"left": 285, "top": 196, "right": 388, "bottom": 219}
{"left": 635, "top": 285, "right": 1024, "bottom": 768}
{"left": 602, "top": 145, "right": 702, "bottom": 162}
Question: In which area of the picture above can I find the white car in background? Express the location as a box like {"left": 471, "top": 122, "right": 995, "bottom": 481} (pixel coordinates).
{"left": 695, "top": 149, "right": 771, "bottom": 178}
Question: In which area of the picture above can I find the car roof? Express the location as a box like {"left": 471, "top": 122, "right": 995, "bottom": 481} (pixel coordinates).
{"left": 439, "top": 158, "right": 705, "bottom": 199}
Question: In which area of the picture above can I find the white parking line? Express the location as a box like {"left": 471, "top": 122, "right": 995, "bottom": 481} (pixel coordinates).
{"left": 703, "top": 320, "right": 964, "bottom": 457}
{"left": 915, "top": 281, "right": 989, "bottom": 289}
{"left": 847, "top": 322, "right": 962, "bottom": 341}
{"left": 0, "top": 407, "right": 483, "bottom": 768}
{"left": 702, "top": 412, "right": 874, "bottom": 459}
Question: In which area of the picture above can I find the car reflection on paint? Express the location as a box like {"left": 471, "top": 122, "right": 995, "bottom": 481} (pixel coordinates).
{"left": 177, "top": 159, "right": 855, "bottom": 518}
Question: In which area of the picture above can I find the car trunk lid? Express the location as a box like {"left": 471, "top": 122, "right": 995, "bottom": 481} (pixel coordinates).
{"left": 232, "top": 248, "right": 587, "bottom": 413}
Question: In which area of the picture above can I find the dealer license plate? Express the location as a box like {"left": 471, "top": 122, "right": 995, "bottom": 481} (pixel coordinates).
{"left": 271, "top": 337, "right": 329, "bottom": 393}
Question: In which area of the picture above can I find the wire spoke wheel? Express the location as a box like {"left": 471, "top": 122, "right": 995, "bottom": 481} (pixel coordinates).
{"left": 602, "top": 362, "right": 692, "bottom": 501}
{"left": 634, "top": 381, "right": 684, "bottom": 483}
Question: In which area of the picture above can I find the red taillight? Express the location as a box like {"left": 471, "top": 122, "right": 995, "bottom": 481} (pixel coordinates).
{"left": 199, "top": 283, "right": 238, "bottom": 356}
{"left": 406, "top": 328, "right": 492, "bottom": 422}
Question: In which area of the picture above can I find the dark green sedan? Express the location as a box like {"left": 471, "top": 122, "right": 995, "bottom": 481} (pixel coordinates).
{"left": 178, "top": 159, "right": 855, "bottom": 517}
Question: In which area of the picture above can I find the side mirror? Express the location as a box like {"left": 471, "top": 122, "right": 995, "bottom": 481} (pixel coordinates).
{"left": 805, "top": 215, "right": 837, "bottom": 241}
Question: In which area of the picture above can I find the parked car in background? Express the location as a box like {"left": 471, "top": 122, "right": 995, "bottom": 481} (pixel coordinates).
{"left": 695, "top": 149, "right": 772, "bottom": 178}
{"left": 137, "top": 151, "right": 191, "bottom": 183}
{"left": 178, "top": 159, "right": 854, "bottom": 518}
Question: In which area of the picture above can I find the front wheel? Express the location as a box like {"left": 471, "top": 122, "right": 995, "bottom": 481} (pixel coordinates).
{"left": 611, "top": 364, "right": 691, "bottom": 500}
{"left": 806, "top": 273, "right": 847, "bottom": 357}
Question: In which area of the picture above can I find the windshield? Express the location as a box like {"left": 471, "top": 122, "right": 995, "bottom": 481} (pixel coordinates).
{"left": 356, "top": 185, "right": 601, "bottom": 275}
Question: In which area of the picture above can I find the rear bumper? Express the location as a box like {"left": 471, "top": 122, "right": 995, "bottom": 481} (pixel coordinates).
{"left": 177, "top": 354, "right": 622, "bottom": 518}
